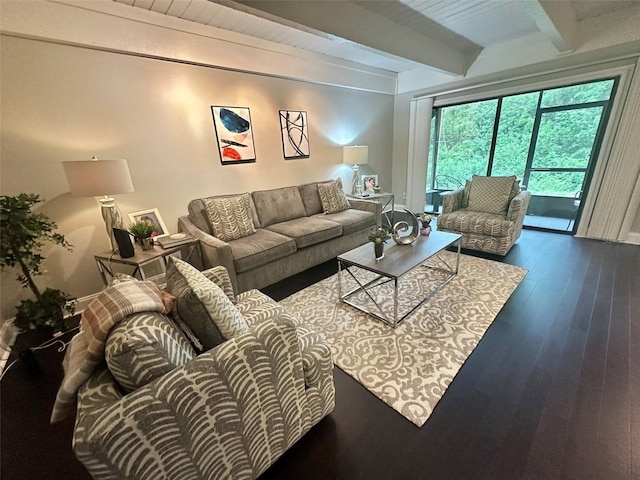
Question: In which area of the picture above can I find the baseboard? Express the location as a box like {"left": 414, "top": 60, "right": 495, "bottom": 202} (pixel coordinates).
{"left": 626, "top": 232, "right": 640, "bottom": 245}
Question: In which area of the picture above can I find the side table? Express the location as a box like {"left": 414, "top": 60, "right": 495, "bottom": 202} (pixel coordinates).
{"left": 94, "top": 239, "right": 200, "bottom": 286}
{"left": 348, "top": 192, "right": 395, "bottom": 228}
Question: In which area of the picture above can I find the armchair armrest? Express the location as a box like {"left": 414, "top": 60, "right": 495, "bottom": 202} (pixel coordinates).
{"left": 74, "top": 317, "right": 324, "bottom": 480}
{"left": 178, "top": 215, "right": 239, "bottom": 292}
{"left": 506, "top": 190, "right": 532, "bottom": 223}
{"left": 348, "top": 198, "right": 382, "bottom": 226}
{"left": 441, "top": 187, "right": 465, "bottom": 214}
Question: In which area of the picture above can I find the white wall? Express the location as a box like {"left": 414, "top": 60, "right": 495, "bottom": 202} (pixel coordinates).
{"left": 0, "top": 35, "right": 394, "bottom": 320}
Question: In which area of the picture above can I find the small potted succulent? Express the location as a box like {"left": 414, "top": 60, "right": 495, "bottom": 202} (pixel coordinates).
{"left": 128, "top": 221, "right": 156, "bottom": 250}
{"left": 368, "top": 227, "right": 391, "bottom": 260}
{"left": 419, "top": 213, "right": 432, "bottom": 236}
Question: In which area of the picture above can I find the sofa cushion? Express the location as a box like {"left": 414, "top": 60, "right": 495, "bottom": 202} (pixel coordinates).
{"left": 166, "top": 257, "right": 248, "bottom": 349}
{"left": 252, "top": 186, "right": 307, "bottom": 228}
{"left": 318, "top": 179, "right": 351, "bottom": 214}
{"left": 467, "top": 175, "right": 516, "bottom": 215}
{"left": 265, "top": 216, "right": 342, "bottom": 249}
{"left": 188, "top": 194, "right": 261, "bottom": 234}
{"left": 438, "top": 209, "right": 516, "bottom": 237}
{"left": 204, "top": 193, "right": 256, "bottom": 242}
{"left": 230, "top": 228, "right": 297, "bottom": 273}
{"left": 105, "top": 311, "right": 195, "bottom": 393}
{"left": 314, "top": 208, "right": 376, "bottom": 235}
{"left": 299, "top": 180, "right": 332, "bottom": 216}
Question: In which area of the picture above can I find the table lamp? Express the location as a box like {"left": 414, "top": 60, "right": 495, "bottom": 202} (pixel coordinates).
{"left": 62, "top": 157, "right": 134, "bottom": 252}
{"left": 343, "top": 145, "right": 368, "bottom": 195}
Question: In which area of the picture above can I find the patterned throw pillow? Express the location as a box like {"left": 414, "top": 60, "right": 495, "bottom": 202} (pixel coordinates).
{"left": 467, "top": 175, "right": 517, "bottom": 215}
{"left": 318, "top": 178, "right": 351, "bottom": 214}
{"left": 203, "top": 193, "right": 255, "bottom": 242}
{"left": 167, "top": 257, "right": 248, "bottom": 347}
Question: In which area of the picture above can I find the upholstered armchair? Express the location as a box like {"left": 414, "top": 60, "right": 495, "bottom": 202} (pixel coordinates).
{"left": 65, "top": 261, "right": 335, "bottom": 480}
{"left": 436, "top": 175, "right": 531, "bottom": 256}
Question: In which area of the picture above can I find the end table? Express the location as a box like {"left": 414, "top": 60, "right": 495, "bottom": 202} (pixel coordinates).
{"left": 94, "top": 239, "right": 200, "bottom": 286}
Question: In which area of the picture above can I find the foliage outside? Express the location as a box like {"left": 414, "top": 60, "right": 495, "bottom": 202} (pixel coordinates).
{"left": 430, "top": 79, "right": 613, "bottom": 197}
{"left": 0, "top": 194, "right": 75, "bottom": 335}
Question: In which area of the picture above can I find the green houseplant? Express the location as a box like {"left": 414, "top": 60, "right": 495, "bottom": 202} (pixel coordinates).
{"left": 368, "top": 227, "right": 391, "bottom": 260}
{"left": 128, "top": 221, "right": 156, "bottom": 250}
{"left": 1, "top": 194, "right": 75, "bottom": 364}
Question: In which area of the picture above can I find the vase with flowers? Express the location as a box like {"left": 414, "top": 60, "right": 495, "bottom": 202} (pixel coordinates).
{"left": 368, "top": 227, "right": 391, "bottom": 260}
{"left": 419, "top": 213, "right": 432, "bottom": 236}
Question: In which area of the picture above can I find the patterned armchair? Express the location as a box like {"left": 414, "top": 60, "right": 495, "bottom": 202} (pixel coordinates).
{"left": 70, "top": 263, "right": 335, "bottom": 480}
{"left": 436, "top": 175, "right": 531, "bottom": 256}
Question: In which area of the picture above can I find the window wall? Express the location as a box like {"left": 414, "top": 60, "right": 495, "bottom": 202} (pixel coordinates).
{"left": 426, "top": 78, "right": 617, "bottom": 233}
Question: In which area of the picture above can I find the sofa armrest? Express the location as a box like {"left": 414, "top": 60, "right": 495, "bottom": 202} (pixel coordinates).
{"left": 441, "top": 187, "right": 465, "bottom": 214}
{"left": 348, "top": 198, "right": 382, "bottom": 226}
{"left": 178, "top": 215, "right": 239, "bottom": 292}
{"left": 74, "top": 317, "right": 326, "bottom": 480}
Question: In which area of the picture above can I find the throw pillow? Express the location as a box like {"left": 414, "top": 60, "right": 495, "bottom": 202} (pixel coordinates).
{"left": 467, "top": 175, "right": 516, "bottom": 215}
{"left": 203, "top": 193, "right": 255, "bottom": 242}
{"left": 166, "top": 257, "right": 248, "bottom": 349}
{"left": 318, "top": 178, "right": 351, "bottom": 214}
{"left": 105, "top": 311, "right": 195, "bottom": 393}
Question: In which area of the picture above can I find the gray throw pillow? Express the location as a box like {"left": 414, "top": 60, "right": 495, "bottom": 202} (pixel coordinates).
{"left": 166, "top": 257, "right": 248, "bottom": 350}
{"left": 467, "top": 175, "right": 516, "bottom": 215}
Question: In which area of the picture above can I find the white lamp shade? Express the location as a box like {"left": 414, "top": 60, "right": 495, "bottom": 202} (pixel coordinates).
{"left": 343, "top": 145, "right": 369, "bottom": 165}
{"left": 63, "top": 159, "right": 134, "bottom": 197}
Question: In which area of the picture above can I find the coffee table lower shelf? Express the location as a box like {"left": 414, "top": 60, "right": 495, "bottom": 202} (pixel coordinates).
{"left": 337, "top": 232, "right": 461, "bottom": 328}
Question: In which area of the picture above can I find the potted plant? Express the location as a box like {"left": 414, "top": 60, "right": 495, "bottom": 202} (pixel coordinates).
{"left": 1, "top": 194, "right": 75, "bottom": 372}
{"left": 368, "top": 227, "right": 391, "bottom": 260}
{"left": 419, "top": 213, "right": 432, "bottom": 235}
{"left": 128, "top": 221, "right": 156, "bottom": 250}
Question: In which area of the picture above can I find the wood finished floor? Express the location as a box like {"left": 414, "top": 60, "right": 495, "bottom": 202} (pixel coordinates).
{"left": 1, "top": 229, "right": 638, "bottom": 480}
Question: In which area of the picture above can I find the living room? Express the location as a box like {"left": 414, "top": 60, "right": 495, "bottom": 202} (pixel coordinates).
{"left": 1, "top": 1, "right": 640, "bottom": 479}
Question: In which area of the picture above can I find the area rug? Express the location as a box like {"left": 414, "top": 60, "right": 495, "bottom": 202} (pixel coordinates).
{"left": 279, "top": 251, "right": 527, "bottom": 427}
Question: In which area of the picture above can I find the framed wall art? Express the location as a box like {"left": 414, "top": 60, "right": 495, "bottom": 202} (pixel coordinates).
{"left": 279, "top": 110, "right": 309, "bottom": 159}
{"left": 128, "top": 208, "right": 169, "bottom": 239}
{"left": 211, "top": 106, "right": 256, "bottom": 164}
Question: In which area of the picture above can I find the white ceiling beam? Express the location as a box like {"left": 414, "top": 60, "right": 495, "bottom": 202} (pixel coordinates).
{"left": 527, "top": 0, "right": 578, "bottom": 53}
{"left": 227, "top": 0, "right": 475, "bottom": 76}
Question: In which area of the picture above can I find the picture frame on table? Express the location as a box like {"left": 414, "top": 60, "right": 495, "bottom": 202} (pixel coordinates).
{"left": 361, "top": 174, "right": 379, "bottom": 194}
{"left": 127, "top": 208, "right": 169, "bottom": 240}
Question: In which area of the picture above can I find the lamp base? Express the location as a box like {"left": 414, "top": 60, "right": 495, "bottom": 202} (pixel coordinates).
{"left": 351, "top": 164, "right": 361, "bottom": 195}
{"left": 99, "top": 197, "right": 125, "bottom": 252}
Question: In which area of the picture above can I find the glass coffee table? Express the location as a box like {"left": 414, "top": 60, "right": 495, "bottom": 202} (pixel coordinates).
{"left": 337, "top": 230, "right": 462, "bottom": 328}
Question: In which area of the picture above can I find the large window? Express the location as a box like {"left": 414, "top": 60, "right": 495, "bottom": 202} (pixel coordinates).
{"left": 426, "top": 78, "right": 616, "bottom": 232}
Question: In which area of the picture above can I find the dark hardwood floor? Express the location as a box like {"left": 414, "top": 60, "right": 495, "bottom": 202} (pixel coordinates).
{"left": 1, "top": 229, "right": 638, "bottom": 480}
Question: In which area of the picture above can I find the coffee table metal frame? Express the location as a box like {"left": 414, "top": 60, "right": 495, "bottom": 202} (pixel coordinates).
{"left": 337, "top": 231, "right": 462, "bottom": 328}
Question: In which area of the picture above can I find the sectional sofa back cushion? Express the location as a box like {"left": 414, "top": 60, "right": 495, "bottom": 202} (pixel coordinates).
{"left": 252, "top": 186, "right": 307, "bottom": 228}
{"left": 188, "top": 194, "right": 261, "bottom": 235}
{"left": 204, "top": 193, "right": 256, "bottom": 242}
{"left": 299, "top": 180, "right": 333, "bottom": 216}
{"left": 105, "top": 311, "right": 195, "bottom": 393}
{"left": 467, "top": 175, "right": 517, "bottom": 215}
{"left": 166, "top": 257, "right": 248, "bottom": 350}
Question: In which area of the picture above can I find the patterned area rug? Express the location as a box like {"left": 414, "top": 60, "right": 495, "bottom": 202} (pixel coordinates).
{"left": 279, "top": 251, "right": 527, "bottom": 427}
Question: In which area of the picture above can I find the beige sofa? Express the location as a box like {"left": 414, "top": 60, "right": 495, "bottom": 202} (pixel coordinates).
{"left": 178, "top": 180, "right": 380, "bottom": 294}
